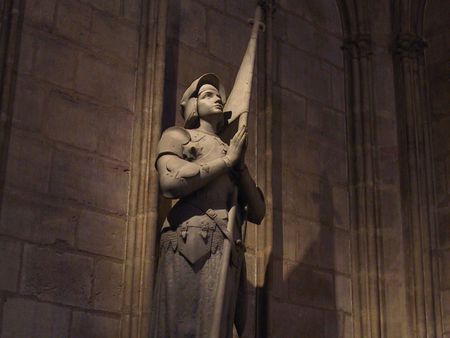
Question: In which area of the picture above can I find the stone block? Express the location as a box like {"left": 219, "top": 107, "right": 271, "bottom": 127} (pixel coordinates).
{"left": 324, "top": 312, "right": 353, "bottom": 338}
{"left": 78, "top": 209, "right": 125, "bottom": 258}
{"left": 277, "top": 0, "right": 304, "bottom": 16}
{"left": 226, "top": 0, "right": 255, "bottom": 21}
{"left": 0, "top": 193, "right": 78, "bottom": 245}
{"left": 55, "top": 0, "right": 92, "bottom": 44}
{"left": 91, "top": 12, "right": 139, "bottom": 62}
{"left": 335, "top": 275, "right": 352, "bottom": 313}
{"left": 75, "top": 53, "right": 136, "bottom": 110}
{"left": 207, "top": 10, "right": 250, "bottom": 67}
{"left": 37, "top": 204, "right": 79, "bottom": 245}
{"left": 176, "top": 45, "right": 233, "bottom": 91}
{"left": 12, "top": 76, "right": 46, "bottom": 131}
{"left": 33, "top": 37, "right": 77, "bottom": 88}
{"left": 199, "top": 0, "right": 224, "bottom": 10}
{"left": 97, "top": 111, "right": 134, "bottom": 162}
{"left": 442, "top": 290, "right": 450, "bottom": 333}
{"left": 0, "top": 238, "right": 21, "bottom": 291}
{"left": 93, "top": 259, "right": 123, "bottom": 312}
{"left": 279, "top": 42, "right": 332, "bottom": 105}
{"left": 286, "top": 14, "right": 317, "bottom": 54}
{"left": 279, "top": 88, "right": 307, "bottom": 130}
{"left": 0, "top": 193, "right": 36, "bottom": 240}
{"left": 24, "top": 0, "right": 56, "bottom": 29}
{"left": 331, "top": 67, "right": 345, "bottom": 112}
{"left": 295, "top": 218, "right": 321, "bottom": 265}
{"left": 17, "top": 33, "right": 34, "bottom": 74}
{"left": 21, "top": 245, "right": 93, "bottom": 307}
{"left": 332, "top": 186, "right": 349, "bottom": 230}
{"left": 49, "top": 149, "right": 130, "bottom": 213}
{"left": 176, "top": 0, "right": 206, "bottom": 49}
{"left": 1, "top": 298, "right": 70, "bottom": 338}
{"left": 440, "top": 249, "right": 450, "bottom": 289}
{"left": 270, "top": 300, "right": 325, "bottom": 338}
{"left": 307, "top": 100, "right": 346, "bottom": 147}
{"left": 124, "top": 0, "right": 142, "bottom": 22}
{"left": 71, "top": 311, "right": 120, "bottom": 338}
{"left": 316, "top": 32, "right": 344, "bottom": 67}
{"left": 302, "top": 0, "right": 342, "bottom": 36}
{"left": 287, "top": 265, "right": 334, "bottom": 309}
{"left": 43, "top": 91, "right": 98, "bottom": 151}
{"left": 333, "top": 229, "right": 351, "bottom": 274}
{"left": 88, "top": 0, "right": 121, "bottom": 15}
{"left": 5, "top": 129, "right": 51, "bottom": 193}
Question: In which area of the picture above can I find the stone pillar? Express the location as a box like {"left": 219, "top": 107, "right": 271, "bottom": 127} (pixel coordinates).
{"left": 393, "top": 33, "right": 441, "bottom": 338}
{"left": 120, "top": 0, "right": 168, "bottom": 337}
{"left": 343, "top": 34, "right": 385, "bottom": 338}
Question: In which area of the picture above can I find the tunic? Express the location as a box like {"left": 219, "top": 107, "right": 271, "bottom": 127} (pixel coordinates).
{"left": 150, "top": 128, "right": 246, "bottom": 338}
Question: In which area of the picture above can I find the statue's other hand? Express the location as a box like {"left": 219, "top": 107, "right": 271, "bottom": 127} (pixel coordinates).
{"left": 226, "top": 125, "right": 247, "bottom": 166}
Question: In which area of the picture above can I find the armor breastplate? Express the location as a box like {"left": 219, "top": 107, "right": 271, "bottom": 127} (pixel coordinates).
{"left": 160, "top": 129, "right": 241, "bottom": 267}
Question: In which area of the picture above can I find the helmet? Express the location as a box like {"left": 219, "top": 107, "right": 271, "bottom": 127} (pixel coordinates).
{"left": 180, "top": 73, "right": 227, "bottom": 129}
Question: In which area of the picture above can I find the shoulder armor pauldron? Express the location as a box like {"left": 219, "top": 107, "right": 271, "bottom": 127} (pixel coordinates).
{"left": 156, "top": 127, "right": 191, "bottom": 165}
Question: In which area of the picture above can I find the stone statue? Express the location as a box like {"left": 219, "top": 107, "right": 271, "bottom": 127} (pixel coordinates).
{"left": 150, "top": 6, "right": 265, "bottom": 338}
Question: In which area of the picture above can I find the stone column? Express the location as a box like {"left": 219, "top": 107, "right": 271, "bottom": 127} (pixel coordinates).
{"left": 120, "top": 0, "right": 168, "bottom": 337}
{"left": 393, "top": 32, "right": 441, "bottom": 338}
{"left": 343, "top": 34, "right": 385, "bottom": 338}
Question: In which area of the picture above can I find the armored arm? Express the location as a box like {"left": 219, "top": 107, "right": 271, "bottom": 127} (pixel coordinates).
{"left": 157, "top": 154, "right": 231, "bottom": 199}
{"left": 156, "top": 126, "right": 247, "bottom": 199}
{"left": 236, "top": 166, "right": 265, "bottom": 224}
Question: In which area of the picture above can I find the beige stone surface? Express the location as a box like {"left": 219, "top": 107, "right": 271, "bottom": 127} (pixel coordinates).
{"left": 0, "top": 238, "right": 21, "bottom": 292}
{"left": 21, "top": 245, "right": 93, "bottom": 307}
{"left": 93, "top": 259, "right": 123, "bottom": 312}
{"left": 71, "top": 310, "right": 120, "bottom": 338}
{"left": 1, "top": 298, "right": 70, "bottom": 338}
{"left": 78, "top": 209, "right": 125, "bottom": 258}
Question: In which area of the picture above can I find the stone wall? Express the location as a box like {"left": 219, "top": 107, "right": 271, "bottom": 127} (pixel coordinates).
{"left": 425, "top": 0, "right": 450, "bottom": 336}
{"left": 269, "top": 1, "right": 351, "bottom": 337}
{"left": 0, "top": 0, "right": 141, "bottom": 336}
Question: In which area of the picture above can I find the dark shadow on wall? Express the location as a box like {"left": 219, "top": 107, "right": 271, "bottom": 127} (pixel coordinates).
{"left": 261, "top": 174, "right": 342, "bottom": 338}
{"left": 257, "top": 90, "right": 343, "bottom": 337}
{"left": 156, "top": 0, "right": 182, "bottom": 231}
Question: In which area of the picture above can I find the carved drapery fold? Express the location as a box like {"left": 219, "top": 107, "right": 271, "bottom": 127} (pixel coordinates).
{"left": 120, "top": 0, "right": 168, "bottom": 337}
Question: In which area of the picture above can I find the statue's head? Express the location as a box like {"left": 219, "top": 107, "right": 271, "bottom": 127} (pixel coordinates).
{"left": 180, "top": 73, "right": 229, "bottom": 129}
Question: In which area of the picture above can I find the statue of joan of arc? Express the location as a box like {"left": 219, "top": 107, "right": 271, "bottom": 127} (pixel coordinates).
{"left": 150, "top": 5, "right": 265, "bottom": 338}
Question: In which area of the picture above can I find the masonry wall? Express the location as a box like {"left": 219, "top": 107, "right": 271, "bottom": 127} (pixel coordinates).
{"left": 269, "top": 1, "right": 351, "bottom": 337}
{"left": 0, "top": 0, "right": 141, "bottom": 336}
{"left": 425, "top": 0, "right": 450, "bottom": 336}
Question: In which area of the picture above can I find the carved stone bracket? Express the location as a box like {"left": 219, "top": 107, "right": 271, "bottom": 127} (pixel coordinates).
{"left": 395, "top": 33, "right": 428, "bottom": 57}
{"left": 342, "top": 34, "right": 373, "bottom": 58}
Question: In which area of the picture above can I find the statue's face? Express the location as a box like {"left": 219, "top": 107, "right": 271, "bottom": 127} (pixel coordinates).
{"left": 197, "top": 84, "right": 223, "bottom": 118}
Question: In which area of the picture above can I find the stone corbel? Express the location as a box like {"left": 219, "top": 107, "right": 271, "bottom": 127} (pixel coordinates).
{"left": 394, "top": 33, "right": 427, "bottom": 58}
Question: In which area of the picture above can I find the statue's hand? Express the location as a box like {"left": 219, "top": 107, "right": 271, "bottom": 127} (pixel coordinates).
{"left": 225, "top": 125, "right": 247, "bottom": 167}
